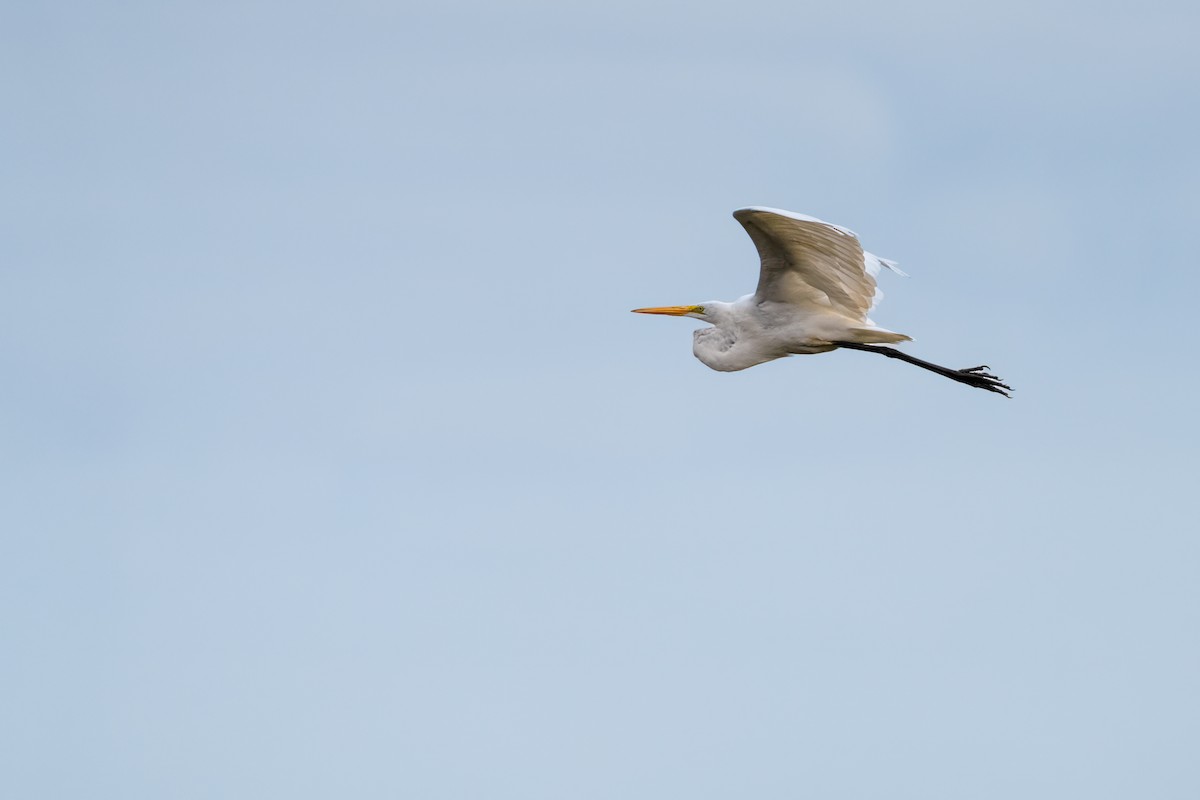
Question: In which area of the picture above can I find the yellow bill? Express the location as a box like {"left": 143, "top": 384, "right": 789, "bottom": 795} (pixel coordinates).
{"left": 631, "top": 305, "right": 703, "bottom": 316}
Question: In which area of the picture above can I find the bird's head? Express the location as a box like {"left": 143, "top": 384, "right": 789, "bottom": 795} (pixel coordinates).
{"left": 631, "top": 304, "right": 712, "bottom": 321}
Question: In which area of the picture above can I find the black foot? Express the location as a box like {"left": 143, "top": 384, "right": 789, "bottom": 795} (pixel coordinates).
{"left": 954, "top": 366, "right": 1012, "bottom": 397}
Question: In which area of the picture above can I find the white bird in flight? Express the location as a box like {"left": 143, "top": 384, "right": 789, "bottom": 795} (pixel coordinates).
{"left": 633, "top": 207, "right": 1010, "bottom": 396}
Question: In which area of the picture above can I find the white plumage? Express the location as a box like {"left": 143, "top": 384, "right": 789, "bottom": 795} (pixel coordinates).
{"left": 633, "top": 207, "right": 1010, "bottom": 396}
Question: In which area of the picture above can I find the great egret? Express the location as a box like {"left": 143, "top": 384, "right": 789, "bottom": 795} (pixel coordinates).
{"left": 633, "top": 207, "right": 1011, "bottom": 397}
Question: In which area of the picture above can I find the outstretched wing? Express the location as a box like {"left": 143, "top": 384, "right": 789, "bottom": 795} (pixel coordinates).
{"left": 733, "top": 207, "right": 898, "bottom": 320}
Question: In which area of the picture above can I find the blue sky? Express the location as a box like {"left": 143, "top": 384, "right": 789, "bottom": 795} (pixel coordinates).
{"left": 3, "top": 1, "right": 1199, "bottom": 797}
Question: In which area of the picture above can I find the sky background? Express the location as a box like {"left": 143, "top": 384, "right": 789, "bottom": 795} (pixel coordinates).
{"left": 3, "top": 1, "right": 1199, "bottom": 797}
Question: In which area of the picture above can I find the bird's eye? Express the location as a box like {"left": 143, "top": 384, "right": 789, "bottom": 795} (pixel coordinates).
{"left": 694, "top": 306, "right": 705, "bottom": 314}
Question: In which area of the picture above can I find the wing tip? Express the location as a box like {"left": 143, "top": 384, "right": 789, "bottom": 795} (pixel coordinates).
{"left": 732, "top": 206, "right": 856, "bottom": 237}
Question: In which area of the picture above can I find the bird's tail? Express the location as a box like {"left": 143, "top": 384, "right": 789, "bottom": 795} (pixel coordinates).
{"left": 844, "top": 326, "right": 912, "bottom": 344}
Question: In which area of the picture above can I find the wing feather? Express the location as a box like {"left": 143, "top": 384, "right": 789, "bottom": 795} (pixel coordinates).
{"left": 734, "top": 207, "right": 891, "bottom": 320}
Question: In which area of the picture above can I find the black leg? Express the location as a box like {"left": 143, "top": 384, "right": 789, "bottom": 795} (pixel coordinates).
{"left": 834, "top": 342, "right": 1012, "bottom": 397}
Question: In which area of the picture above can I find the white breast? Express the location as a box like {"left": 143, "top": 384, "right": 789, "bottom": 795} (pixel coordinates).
{"left": 692, "top": 326, "right": 777, "bottom": 372}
